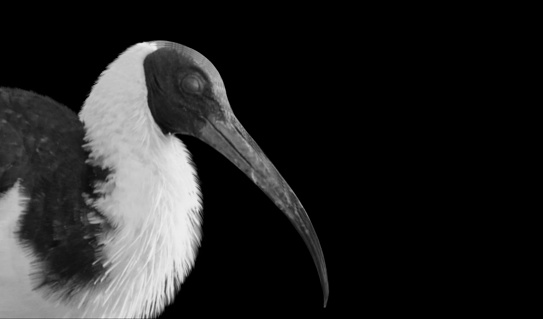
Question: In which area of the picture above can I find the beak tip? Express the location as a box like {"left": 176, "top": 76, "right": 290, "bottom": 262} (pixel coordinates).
{"left": 322, "top": 274, "right": 329, "bottom": 308}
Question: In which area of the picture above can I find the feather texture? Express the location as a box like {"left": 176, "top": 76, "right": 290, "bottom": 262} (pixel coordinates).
{"left": 76, "top": 42, "right": 203, "bottom": 318}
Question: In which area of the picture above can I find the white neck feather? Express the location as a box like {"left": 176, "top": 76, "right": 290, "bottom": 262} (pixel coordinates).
{"left": 76, "top": 42, "right": 203, "bottom": 318}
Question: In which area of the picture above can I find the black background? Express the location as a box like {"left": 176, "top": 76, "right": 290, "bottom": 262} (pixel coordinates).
{"left": 0, "top": 24, "right": 350, "bottom": 317}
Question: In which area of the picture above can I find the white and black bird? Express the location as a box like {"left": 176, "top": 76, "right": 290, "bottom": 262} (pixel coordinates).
{"left": 0, "top": 41, "right": 328, "bottom": 318}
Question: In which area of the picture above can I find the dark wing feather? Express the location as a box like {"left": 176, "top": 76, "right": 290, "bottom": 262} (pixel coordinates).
{"left": 0, "top": 109, "right": 26, "bottom": 193}
{"left": 0, "top": 87, "right": 111, "bottom": 298}
{"left": 0, "top": 87, "right": 83, "bottom": 193}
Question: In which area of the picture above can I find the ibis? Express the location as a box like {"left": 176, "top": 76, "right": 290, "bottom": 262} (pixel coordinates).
{"left": 0, "top": 41, "right": 328, "bottom": 317}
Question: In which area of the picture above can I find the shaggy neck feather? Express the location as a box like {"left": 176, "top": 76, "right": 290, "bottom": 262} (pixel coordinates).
{"left": 76, "top": 43, "right": 202, "bottom": 318}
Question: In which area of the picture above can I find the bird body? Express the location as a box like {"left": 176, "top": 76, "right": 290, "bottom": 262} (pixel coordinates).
{"left": 1, "top": 43, "right": 202, "bottom": 318}
{"left": 0, "top": 41, "right": 328, "bottom": 318}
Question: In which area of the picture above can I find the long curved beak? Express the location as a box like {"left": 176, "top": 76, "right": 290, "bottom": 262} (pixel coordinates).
{"left": 197, "top": 113, "right": 329, "bottom": 307}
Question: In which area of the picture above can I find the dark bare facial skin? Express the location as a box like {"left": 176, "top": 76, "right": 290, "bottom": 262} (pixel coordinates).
{"left": 143, "top": 47, "right": 224, "bottom": 136}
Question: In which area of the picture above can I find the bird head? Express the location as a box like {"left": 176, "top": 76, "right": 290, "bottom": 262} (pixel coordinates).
{"left": 143, "top": 41, "right": 328, "bottom": 306}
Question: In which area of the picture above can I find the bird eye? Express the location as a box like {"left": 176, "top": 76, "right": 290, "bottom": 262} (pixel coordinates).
{"left": 181, "top": 74, "right": 203, "bottom": 94}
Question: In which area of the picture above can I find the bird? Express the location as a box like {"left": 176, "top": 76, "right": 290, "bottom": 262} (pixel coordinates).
{"left": 0, "top": 40, "right": 328, "bottom": 318}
